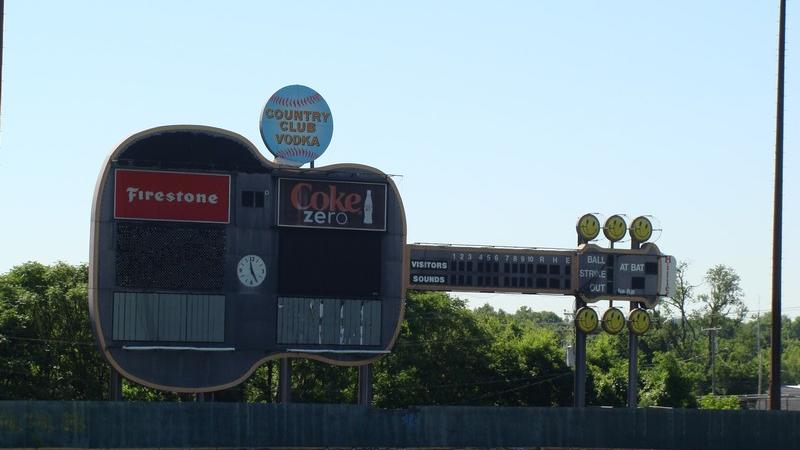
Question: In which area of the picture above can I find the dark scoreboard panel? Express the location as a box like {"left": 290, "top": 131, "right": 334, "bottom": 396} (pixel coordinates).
{"left": 90, "top": 126, "right": 407, "bottom": 393}
{"left": 575, "top": 243, "right": 667, "bottom": 308}
{"left": 278, "top": 228, "right": 382, "bottom": 297}
{"left": 408, "top": 244, "right": 574, "bottom": 295}
{"left": 408, "top": 243, "right": 675, "bottom": 308}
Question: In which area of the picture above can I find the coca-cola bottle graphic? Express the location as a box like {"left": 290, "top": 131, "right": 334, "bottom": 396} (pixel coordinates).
{"left": 363, "top": 189, "right": 373, "bottom": 225}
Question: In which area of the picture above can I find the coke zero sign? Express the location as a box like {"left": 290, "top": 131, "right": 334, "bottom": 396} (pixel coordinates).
{"left": 114, "top": 169, "right": 230, "bottom": 223}
{"left": 277, "top": 178, "right": 387, "bottom": 231}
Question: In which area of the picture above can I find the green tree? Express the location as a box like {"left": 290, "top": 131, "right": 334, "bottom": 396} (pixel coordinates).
{"left": 373, "top": 291, "right": 496, "bottom": 407}
{"left": 244, "top": 361, "right": 278, "bottom": 403}
{"left": 586, "top": 332, "right": 628, "bottom": 406}
{"left": 711, "top": 316, "right": 761, "bottom": 395}
{"left": 697, "top": 265, "right": 746, "bottom": 395}
{"left": 0, "top": 262, "right": 107, "bottom": 400}
{"left": 699, "top": 265, "right": 746, "bottom": 327}
{"left": 0, "top": 260, "right": 775, "bottom": 408}
{"left": 781, "top": 340, "right": 800, "bottom": 385}
{"left": 640, "top": 352, "right": 700, "bottom": 408}
{"left": 290, "top": 359, "right": 357, "bottom": 403}
{"left": 479, "top": 309, "right": 572, "bottom": 406}
{"left": 121, "top": 380, "right": 190, "bottom": 401}
{"left": 658, "top": 262, "right": 697, "bottom": 353}
{"left": 697, "top": 394, "right": 740, "bottom": 410}
{"left": 511, "top": 306, "right": 564, "bottom": 327}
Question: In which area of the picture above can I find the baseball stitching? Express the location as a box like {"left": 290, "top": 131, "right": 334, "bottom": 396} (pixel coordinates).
{"left": 268, "top": 93, "right": 323, "bottom": 108}
{"left": 275, "top": 147, "right": 321, "bottom": 159}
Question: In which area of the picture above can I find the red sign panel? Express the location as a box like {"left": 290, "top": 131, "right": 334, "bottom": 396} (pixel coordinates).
{"left": 114, "top": 169, "right": 230, "bottom": 223}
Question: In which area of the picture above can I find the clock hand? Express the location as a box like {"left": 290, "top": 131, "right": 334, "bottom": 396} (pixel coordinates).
{"left": 250, "top": 261, "right": 257, "bottom": 280}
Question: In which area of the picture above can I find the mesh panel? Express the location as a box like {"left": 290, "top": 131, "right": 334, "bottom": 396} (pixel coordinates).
{"left": 116, "top": 222, "right": 226, "bottom": 290}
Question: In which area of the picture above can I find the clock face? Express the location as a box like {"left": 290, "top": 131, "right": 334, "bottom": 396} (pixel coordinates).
{"left": 577, "top": 213, "right": 600, "bottom": 241}
{"left": 630, "top": 216, "right": 653, "bottom": 242}
{"left": 603, "top": 215, "right": 627, "bottom": 242}
{"left": 237, "top": 254, "right": 267, "bottom": 287}
{"left": 601, "top": 307, "right": 625, "bottom": 335}
{"left": 575, "top": 307, "right": 599, "bottom": 333}
{"left": 628, "top": 308, "right": 651, "bottom": 335}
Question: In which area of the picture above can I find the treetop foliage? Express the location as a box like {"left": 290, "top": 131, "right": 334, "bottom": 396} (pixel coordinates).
{"left": 1, "top": 261, "right": 794, "bottom": 410}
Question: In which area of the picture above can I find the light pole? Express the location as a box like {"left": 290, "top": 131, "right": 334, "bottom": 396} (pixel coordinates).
{"left": 770, "top": 0, "right": 786, "bottom": 411}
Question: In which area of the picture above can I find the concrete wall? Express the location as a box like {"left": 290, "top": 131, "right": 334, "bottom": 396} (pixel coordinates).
{"left": 1, "top": 401, "right": 798, "bottom": 449}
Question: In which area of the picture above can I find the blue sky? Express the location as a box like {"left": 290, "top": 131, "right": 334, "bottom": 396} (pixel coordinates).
{"left": 0, "top": 1, "right": 796, "bottom": 318}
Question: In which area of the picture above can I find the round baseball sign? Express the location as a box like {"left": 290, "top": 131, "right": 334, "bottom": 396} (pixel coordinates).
{"left": 260, "top": 85, "right": 333, "bottom": 167}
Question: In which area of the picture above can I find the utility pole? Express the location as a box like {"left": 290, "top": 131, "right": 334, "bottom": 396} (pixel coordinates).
{"left": 704, "top": 327, "right": 721, "bottom": 395}
{"left": 757, "top": 310, "right": 763, "bottom": 395}
{"left": 770, "top": 0, "right": 787, "bottom": 412}
{"left": 564, "top": 309, "right": 575, "bottom": 368}
{"left": 0, "top": 0, "right": 4, "bottom": 119}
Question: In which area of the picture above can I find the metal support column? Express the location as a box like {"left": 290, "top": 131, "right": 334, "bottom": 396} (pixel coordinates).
{"left": 108, "top": 367, "right": 122, "bottom": 401}
{"left": 279, "top": 358, "right": 292, "bottom": 403}
{"left": 627, "top": 304, "right": 638, "bottom": 408}
{"left": 573, "top": 230, "right": 589, "bottom": 408}
{"left": 628, "top": 237, "right": 641, "bottom": 408}
{"left": 574, "top": 298, "right": 587, "bottom": 407}
{"left": 357, "top": 364, "right": 373, "bottom": 407}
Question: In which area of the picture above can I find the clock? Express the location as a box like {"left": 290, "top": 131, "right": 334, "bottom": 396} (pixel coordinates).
{"left": 601, "top": 307, "right": 625, "bottom": 335}
{"left": 603, "top": 215, "right": 627, "bottom": 242}
{"left": 575, "top": 306, "right": 599, "bottom": 333}
{"left": 576, "top": 213, "right": 600, "bottom": 242}
{"left": 237, "top": 254, "right": 267, "bottom": 287}
{"left": 630, "top": 216, "right": 653, "bottom": 242}
{"left": 628, "top": 308, "right": 651, "bottom": 336}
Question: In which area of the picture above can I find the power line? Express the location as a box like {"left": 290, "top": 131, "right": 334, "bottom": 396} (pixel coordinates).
{"left": 0, "top": 334, "right": 95, "bottom": 346}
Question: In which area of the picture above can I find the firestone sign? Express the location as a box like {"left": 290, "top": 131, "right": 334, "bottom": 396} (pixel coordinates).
{"left": 114, "top": 169, "right": 230, "bottom": 223}
{"left": 277, "top": 178, "right": 387, "bottom": 231}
